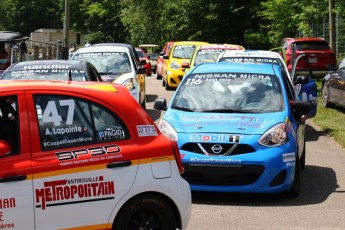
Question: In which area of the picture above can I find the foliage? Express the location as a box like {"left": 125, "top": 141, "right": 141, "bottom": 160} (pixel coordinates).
{"left": 0, "top": 0, "right": 342, "bottom": 51}
{"left": 312, "top": 81, "right": 345, "bottom": 148}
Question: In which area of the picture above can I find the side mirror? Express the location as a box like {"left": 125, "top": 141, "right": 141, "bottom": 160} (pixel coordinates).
{"left": 137, "top": 67, "right": 146, "bottom": 74}
{"left": 295, "top": 75, "right": 309, "bottom": 84}
{"left": 159, "top": 52, "right": 164, "bottom": 56}
{"left": 0, "top": 140, "right": 11, "bottom": 157}
{"left": 163, "top": 55, "right": 169, "bottom": 60}
{"left": 181, "top": 61, "right": 190, "bottom": 68}
{"left": 154, "top": 98, "right": 167, "bottom": 111}
{"left": 290, "top": 100, "right": 310, "bottom": 121}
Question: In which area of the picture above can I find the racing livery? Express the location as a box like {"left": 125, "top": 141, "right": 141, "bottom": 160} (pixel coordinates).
{"left": 0, "top": 80, "right": 191, "bottom": 229}
{"left": 154, "top": 62, "right": 310, "bottom": 197}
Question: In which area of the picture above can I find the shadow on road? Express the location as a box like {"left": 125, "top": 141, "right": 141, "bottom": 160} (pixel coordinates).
{"left": 192, "top": 164, "right": 338, "bottom": 206}
{"left": 305, "top": 122, "right": 329, "bottom": 142}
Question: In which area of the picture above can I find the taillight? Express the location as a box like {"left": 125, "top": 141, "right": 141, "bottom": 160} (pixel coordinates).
{"left": 171, "top": 141, "right": 184, "bottom": 174}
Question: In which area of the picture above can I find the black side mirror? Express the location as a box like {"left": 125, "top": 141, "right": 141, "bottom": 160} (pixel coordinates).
{"left": 290, "top": 100, "right": 310, "bottom": 121}
{"left": 295, "top": 75, "right": 309, "bottom": 84}
{"left": 137, "top": 67, "right": 146, "bottom": 74}
{"left": 154, "top": 98, "right": 167, "bottom": 111}
{"left": 163, "top": 55, "right": 169, "bottom": 60}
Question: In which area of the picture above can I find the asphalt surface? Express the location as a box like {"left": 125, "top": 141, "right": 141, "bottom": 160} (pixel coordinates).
{"left": 145, "top": 75, "right": 345, "bottom": 230}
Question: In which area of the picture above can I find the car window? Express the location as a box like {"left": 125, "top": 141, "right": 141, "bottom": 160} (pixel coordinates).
{"left": 295, "top": 41, "right": 331, "bottom": 51}
{"left": 72, "top": 52, "right": 132, "bottom": 74}
{"left": 34, "top": 95, "right": 128, "bottom": 151}
{"left": 172, "top": 72, "right": 283, "bottom": 112}
{"left": 338, "top": 58, "right": 345, "bottom": 69}
{"left": 1, "top": 67, "right": 89, "bottom": 81}
{"left": 172, "top": 45, "right": 197, "bottom": 59}
{"left": 0, "top": 96, "right": 19, "bottom": 155}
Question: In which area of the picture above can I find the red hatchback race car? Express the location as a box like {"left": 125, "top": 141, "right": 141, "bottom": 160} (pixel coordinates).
{"left": 0, "top": 80, "right": 191, "bottom": 229}
{"left": 281, "top": 37, "right": 337, "bottom": 78}
{"left": 136, "top": 47, "right": 152, "bottom": 76}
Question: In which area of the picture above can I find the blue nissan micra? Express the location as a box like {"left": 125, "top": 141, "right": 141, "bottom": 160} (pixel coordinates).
{"left": 154, "top": 61, "right": 310, "bottom": 197}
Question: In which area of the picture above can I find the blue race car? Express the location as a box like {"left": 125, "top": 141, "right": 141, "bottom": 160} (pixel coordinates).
{"left": 154, "top": 61, "right": 310, "bottom": 197}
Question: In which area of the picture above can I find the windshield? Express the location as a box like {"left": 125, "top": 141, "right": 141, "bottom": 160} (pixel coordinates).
{"left": 172, "top": 72, "right": 283, "bottom": 113}
{"left": 1, "top": 68, "right": 88, "bottom": 81}
{"left": 194, "top": 50, "right": 224, "bottom": 66}
{"left": 72, "top": 52, "right": 131, "bottom": 74}
{"left": 172, "top": 45, "right": 197, "bottom": 59}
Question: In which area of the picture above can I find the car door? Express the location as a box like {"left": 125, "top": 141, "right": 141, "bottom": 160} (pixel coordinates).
{"left": 0, "top": 93, "right": 35, "bottom": 229}
{"left": 26, "top": 91, "right": 140, "bottom": 229}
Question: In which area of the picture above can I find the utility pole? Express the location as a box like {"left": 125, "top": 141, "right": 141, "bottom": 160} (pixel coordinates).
{"left": 62, "top": 0, "right": 70, "bottom": 59}
{"left": 329, "top": 0, "right": 336, "bottom": 52}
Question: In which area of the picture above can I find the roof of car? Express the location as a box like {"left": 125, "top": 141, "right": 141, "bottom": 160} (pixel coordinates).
{"left": 283, "top": 37, "right": 327, "bottom": 42}
{"left": 173, "top": 41, "right": 208, "bottom": 45}
{"left": 0, "top": 31, "right": 29, "bottom": 43}
{"left": 219, "top": 50, "right": 281, "bottom": 59}
{"left": 0, "top": 79, "right": 119, "bottom": 93}
{"left": 6, "top": 60, "right": 90, "bottom": 70}
{"left": 198, "top": 44, "right": 245, "bottom": 50}
{"left": 74, "top": 45, "right": 128, "bottom": 53}
{"left": 191, "top": 61, "right": 276, "bottom": 75}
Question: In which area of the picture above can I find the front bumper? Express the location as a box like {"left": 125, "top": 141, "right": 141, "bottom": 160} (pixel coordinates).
{"left": 180, "top": 142, "right": 297, "bottom": 194}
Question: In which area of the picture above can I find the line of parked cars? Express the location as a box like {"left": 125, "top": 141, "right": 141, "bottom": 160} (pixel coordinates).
{"left": 0, "top": 30, "right": 343, "bottom": 229}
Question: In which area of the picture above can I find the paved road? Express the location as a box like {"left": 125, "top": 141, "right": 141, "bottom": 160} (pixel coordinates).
{"left": 145, "top": 75, "right": 345, "bottom": 230}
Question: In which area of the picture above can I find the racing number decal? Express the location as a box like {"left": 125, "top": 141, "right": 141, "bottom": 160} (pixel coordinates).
{"left": 42, "top": 99, "right": 75, "bottom": 125}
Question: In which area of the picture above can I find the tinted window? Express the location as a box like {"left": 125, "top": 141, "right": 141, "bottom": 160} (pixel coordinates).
{"left": 295, "top": 41, "right": 331, "bottom": 51}
{"left": 0, "top": 96, "right": 19, "bottom": 154}
{"left": 34, "top": 95, "right": 128, "bottom": 150}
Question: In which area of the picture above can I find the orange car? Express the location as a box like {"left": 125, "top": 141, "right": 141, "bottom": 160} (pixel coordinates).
{"left": 156, "top": 41, "right": 174, "bottom": 80}
{"left": 0, "top": 80, "right": 191, "bottom": 229}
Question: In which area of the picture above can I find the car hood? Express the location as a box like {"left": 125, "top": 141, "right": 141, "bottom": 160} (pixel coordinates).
{"left": 163, "top": 110, "right": 287, "bottom": 135}
{"left": 100, "top": 72, "right": 134, "bottom": 83}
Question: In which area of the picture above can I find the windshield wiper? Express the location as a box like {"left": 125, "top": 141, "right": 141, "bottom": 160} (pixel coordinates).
{"left": 201, "top": 109, "right": 253, "bottom": 113}
{"left": 171, "top": 106, "right": 194, "bottom": 112}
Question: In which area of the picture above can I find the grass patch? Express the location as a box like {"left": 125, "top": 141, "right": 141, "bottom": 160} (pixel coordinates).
{"left": 311, "top": 80, "right": 345, "bottom": 148}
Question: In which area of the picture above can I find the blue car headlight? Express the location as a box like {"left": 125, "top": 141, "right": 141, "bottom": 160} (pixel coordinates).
{"left": 157, "top": 119, "right": 178, "bottom": 141}
{"left": 259, "top": 122, "right": 288, "bottom": 147}
{"left": 170, "top": 62, "right": 180, "bottom": 70}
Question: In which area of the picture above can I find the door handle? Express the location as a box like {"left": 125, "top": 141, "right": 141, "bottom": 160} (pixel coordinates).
{"left": 107, "top": 161, "right": 132, "bottom": 169}
{"left": 0, "top": 175, "right": 27, "bottom": 183}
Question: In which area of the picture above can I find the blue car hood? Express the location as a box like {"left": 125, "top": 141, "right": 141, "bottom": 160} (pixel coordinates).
{"left": 163, "top": 110, "right": 287, "bottom": 135}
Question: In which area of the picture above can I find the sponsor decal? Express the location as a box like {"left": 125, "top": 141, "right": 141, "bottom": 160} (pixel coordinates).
{"left": 137, "top": 125, "right": 158, "bottom": 137}
{"left": 98, "top": 129, "right": 125, "bottom": 141}
{"left": 185, "top": 73, "right": 273, "bottom": 85}
{"left": 190, "top": 158, "right": 241, "bottom": 163}
{"left": 56, "top": 145, "right": 122, "bottom": 165}
{"left": 191, "top": 133, "right": 240, "bottom": 143}
{"left": 282, "top": 152, "right": 295, "bottom": 163}
{"left": 35, "top": 176, "right": 115, "bottom": 210}
{"left": 221, "top": 57, "right": 279, "bottom": 64}
{"left": 0, "top": 197, "right": 16, "bottom": 227}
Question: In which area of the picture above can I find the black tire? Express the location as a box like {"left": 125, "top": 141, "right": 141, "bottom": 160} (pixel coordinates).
{"left": 162, "top": 78, "right": 166, "bottom": 87}
{"left": 300, "top": 143, "right": 306, "bottom": 171}
{"left": 322, "top": 84, "right": 332, "bottom": 108}
{"left": 286, "top": 155, "right": 301, "bottom": 198}
{"left": 113, "top": 194, "right": 177, "bottom": 230}
{"left": 156, "top": 73, "right": 162, "bottom": 80}
{"left": 165, "top": 79, "right": 172, "bottom": 90}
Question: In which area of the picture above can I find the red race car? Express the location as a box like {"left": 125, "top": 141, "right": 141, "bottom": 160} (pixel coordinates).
{"left": 0, "top": 80, "right": 191, "bottom": 230}
{"left": 136, "top": 47, "right": 152, "bottom": 76}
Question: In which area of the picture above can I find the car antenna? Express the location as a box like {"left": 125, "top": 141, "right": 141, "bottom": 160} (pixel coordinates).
{"left": 68, "top": 70, "right": 72, "bottom": 81}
